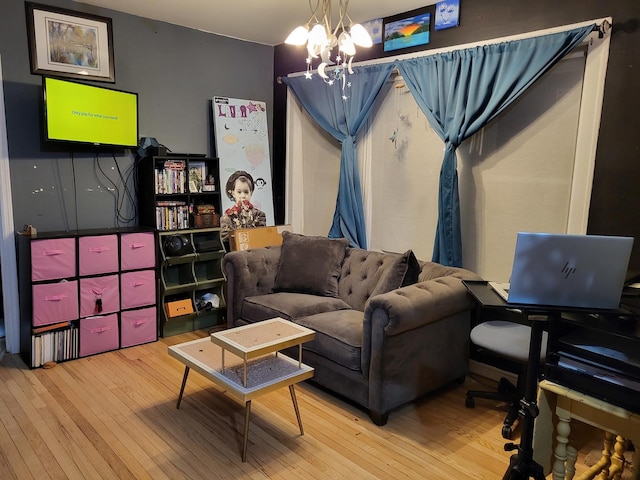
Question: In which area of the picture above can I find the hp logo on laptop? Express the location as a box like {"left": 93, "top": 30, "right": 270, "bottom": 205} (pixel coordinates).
{"left": 560, "top": 262, "right": 576, "bottom": 279}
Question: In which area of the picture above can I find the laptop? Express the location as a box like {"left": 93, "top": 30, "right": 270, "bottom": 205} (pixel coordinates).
{"left": 490, "top": 232, "right": 634, "bottom": 309}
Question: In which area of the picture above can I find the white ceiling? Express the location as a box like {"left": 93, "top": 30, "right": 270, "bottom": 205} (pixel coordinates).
{"left": 72, "top": 0, "right": 436, "bottom": 46}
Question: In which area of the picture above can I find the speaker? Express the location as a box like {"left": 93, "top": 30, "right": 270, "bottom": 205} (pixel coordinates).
{"left": 163, "top": 234, "right": 193, "bottom": 256}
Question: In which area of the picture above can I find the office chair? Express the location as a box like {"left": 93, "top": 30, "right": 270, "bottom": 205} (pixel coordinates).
{"left": 465, "top": 320, "right": 548, "bottom": 439}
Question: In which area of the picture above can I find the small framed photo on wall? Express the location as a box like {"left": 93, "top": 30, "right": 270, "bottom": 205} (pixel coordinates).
{"left": 434, "top": 0, "right": 461, "bottom": 31}
{"left": 25, "top": 2, "right": 115, "bottom": 82}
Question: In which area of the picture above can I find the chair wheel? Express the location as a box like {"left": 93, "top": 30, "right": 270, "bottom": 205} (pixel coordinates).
{"left": 502, "top": 424, "right": 513, "bottom": 439}
{"left": 465, "top": 396, "right": 475, "bottom": 408}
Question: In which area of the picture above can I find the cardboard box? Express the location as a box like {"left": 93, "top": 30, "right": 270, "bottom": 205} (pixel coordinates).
{"left": 166, "top": 299, "right": 194, "bottom": 318}
{"left": 229, "top": 225, "right": 292, "bottom": 251}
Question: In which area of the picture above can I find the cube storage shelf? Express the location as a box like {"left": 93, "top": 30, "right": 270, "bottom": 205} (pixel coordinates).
{"left": 158, "top": 227, "right": 226, "bottom": 337}
{"left": 137, "top": 155, "right": 222, "bottom": 231}
{"left": 18, "top": 228, "right": 158, "bottom": 368}
{"left": 137, "top": 153, "right": 226, "bottom": 336}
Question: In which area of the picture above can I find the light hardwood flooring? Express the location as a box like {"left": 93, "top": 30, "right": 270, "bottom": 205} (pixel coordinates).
{"left": 0, "top": 330, "right": 605, "bottom": 479}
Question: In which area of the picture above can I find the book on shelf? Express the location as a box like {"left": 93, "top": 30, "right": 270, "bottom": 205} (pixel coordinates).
{"left": 155, "top": 201, "right": 189, "bottom": 230}
{"left": 31, "top": 323, "right": 79, "bottom": 367}
{"left": 32, "top": 321, "right": 71, "bottom": 335}
{"left": 155, "top": 160, "right": 186, "bottom": 194}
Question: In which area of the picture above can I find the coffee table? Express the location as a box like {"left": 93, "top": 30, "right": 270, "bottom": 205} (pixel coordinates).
{"left": 168, "top": 317, "right": 315, "bottom": 461}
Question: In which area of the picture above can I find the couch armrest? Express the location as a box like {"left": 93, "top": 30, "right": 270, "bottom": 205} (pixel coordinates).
{"left": 364, "top": 275, "right": 477, "bottom": 337}
{"left": 362, "top": 276, "right": 479, "bottom": 417}
{"left": 222, "top": 245, "right": 282, "bottom": 325}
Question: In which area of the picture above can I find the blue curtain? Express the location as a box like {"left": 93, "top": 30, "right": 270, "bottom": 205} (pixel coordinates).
{"left": 397, "top": 24, "right": 595, "bottom": 266}
{"left": 283, "top": 62, "right": 395, "bottom": 248}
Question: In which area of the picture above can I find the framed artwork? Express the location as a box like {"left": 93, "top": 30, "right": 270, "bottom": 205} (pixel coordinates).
{"left": 362, "top": 18, "right": 383, "bottom": 45}
{"left": 26, "top": 2, "right": 115, "bottom": 82}
{"left": 384, "top": 12, "right": 431, "bottom": 52}
{"left": 212, "top": 97, "right": 275, "bottom": 226}
{"left": 434, "top": 0, "right": 461, "bottom": 31}
{"left": 188, "top": 161, "right": 206, "bottom": 193}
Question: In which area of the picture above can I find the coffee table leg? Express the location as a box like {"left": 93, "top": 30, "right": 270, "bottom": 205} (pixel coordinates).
{"left": 242, "top": 400, "right": 252, "bottom": 462}
{"left": 289, "top": 384, "right": 304, "bottom": 435}
{"left": 176, "top": 366, "right": 190, "bottom": 409}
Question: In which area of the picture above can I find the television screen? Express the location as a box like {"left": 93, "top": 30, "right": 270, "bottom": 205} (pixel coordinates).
{"left": 43, "top": 77, "right": 138, "bottom": 148}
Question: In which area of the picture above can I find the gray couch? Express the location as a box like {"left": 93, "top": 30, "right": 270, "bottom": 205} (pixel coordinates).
{"left": 222, "top": 232, "right": 482, "bottom": 425}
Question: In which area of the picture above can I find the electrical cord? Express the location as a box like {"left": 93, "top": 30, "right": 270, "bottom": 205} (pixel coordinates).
{"left": 112, "top": 151, "right": 138, "bottom": 223}
{"left": 70, "top": 151, "right": 78, "bottom": 231}
{"left": 94, "top": 151, "right": 138, "bottom": 227}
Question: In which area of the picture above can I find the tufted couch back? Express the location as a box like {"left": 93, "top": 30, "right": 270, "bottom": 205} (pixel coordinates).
{"left": 338, "top": 248, "right": 410, "bottom": 311}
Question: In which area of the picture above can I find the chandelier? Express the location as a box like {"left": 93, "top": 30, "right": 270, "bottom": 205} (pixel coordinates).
{"left": 285, "top": 0, "right": 373, "bottom": 87}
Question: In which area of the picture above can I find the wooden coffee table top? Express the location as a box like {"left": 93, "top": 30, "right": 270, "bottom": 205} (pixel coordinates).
{"left": 210, "top": 317, "right": 315, "bottom": 360}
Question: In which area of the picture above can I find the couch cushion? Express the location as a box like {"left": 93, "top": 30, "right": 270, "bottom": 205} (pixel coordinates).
{"left": 338, "top": 249, "right": 421, "bottom": 311}
{"left": 273, "top": 232, "right": 349, "bottom": 297}
{"left": 242, "top": 292, "right": 351, "bottom": 323}
{"left": 295, "top": 309, "right": 364, "bottom": 372}
{"left": 370, "top": 250, "right": 420, "bottom": 297}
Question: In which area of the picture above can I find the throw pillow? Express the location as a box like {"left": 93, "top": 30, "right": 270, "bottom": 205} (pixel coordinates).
{"left": 370, "top": 250, "right": 421, "bottom": 297}
{"left": 273, "top": 232, "right": 349, "bottom": 297}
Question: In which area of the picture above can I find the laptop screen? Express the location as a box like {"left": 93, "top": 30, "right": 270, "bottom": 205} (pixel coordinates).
{"left": 506, "top": 232, "right": 634, "bottom": 309}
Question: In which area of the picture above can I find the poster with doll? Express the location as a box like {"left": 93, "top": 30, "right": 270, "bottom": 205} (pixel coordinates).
{"left": 212, "top": 97, "right": 275, "bottom": 236}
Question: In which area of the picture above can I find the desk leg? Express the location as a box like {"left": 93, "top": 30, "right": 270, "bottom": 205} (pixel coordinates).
{"left": 242, "top": 400, "right": 251, "bottom": 462}
{"left": 176, "top": 366, "right": 190, "bottom": 409}
{"left": 552, "top": 411, "right": 571, "bottom": 480}
{"left": 289, "top": 385, "right": 304, "bottom": 435}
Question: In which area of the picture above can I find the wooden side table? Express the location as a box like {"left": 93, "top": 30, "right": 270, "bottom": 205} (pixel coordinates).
{"left": 533, "top": 380, "right": 640, "bottom": 480}
{"left": 168, "top": 318, "right": 315, "bottom": 461}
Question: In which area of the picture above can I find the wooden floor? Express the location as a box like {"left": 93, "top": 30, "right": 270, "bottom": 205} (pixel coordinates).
{"left": 0, "top": 331, "right": 604, "bottom": 480}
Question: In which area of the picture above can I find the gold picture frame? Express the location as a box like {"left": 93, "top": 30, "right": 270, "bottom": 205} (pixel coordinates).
{"left": 26, "top": 2, "right": 115, "bottom": 83}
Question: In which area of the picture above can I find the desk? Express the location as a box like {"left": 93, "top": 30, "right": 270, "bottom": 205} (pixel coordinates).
{"left": 534, "top": 380, "right": 640, "bottom": 480}
{"left": 463, "top": 281, "right": 640, "bottom": 480}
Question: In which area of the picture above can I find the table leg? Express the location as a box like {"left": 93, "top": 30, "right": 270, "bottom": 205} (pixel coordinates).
{"left": 631, "top": 442, "right": 639, "bottom": 480}
{"left": 566, "top": 446, "right": 577, "bottom": 480}
{"left": 289, "top": 384, "right": 304, "bottom": 435}
{"left": 552, "top": 411, "right": 571, "bottom": 480}
{"left": 176, "top": 366, "right": 190, "bottom": 409}
{"left": 609, "top": 435, "right": 627, "bottom": 480}
{"left": 242, "top": 400, "right": 251, "bottom": 462}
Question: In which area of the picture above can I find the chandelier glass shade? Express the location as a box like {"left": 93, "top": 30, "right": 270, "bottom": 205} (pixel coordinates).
{"left": 285, "top": 0, "right": 373, "bottom": 86}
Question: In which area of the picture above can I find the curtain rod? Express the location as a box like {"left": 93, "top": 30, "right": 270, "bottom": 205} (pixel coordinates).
{"left": 278, "top": 16, "right": 612, "bottom": 82}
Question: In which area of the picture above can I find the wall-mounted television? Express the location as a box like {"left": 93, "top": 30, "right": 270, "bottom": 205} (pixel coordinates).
{"left": 43, "top": 76, "right": 139, "bottom": 149}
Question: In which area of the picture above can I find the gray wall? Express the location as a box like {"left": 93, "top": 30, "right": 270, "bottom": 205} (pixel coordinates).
{"left": 1, "top": 0, "right": 274, "bottom": 231}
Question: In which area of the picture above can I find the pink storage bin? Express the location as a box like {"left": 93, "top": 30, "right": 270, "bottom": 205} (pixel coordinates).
{"left": 120, "top": 232, "right": 156, "bottom": 271}
{"left": 120, "top": 269, "right": 156, "bottom": 309}
{"left": 31, "top": 238, "right": 76, "bottom": 281}
{"left": 78, "top": 235, "right": 119, "bottom": 276}
{"left": 80, "top": 314, "right": 119, "bottom": 357}
{"left": 120, "top": 307, "right": 157, "bottom": 348}
{"left": 79, "top": 275, "right": 120, "bottom": 318}
{"left": 32, "top": 280, "right": 79, "bottom": 326}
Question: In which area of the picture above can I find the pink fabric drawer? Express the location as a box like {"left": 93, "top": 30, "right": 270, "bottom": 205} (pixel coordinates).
{"left": 79, "top": 275, "right": 120, "bottom": 318}
{"left": 32, "top": 280, "right": 79, "bottom": 326}
{"left": 31, "top": 238, "right": 76, "bottom": 281}
{"left": 120, "top": 232, "right": 156, "bottom": 271}
{"left": 78, "top": 235, "right": 119, "bottom": 276}
{"left": 120, "top": 307, "right": 157, "bottom": 348}
{"left": 79, "top": 314, "right": 119, "bottom": 357}
{"left": 120, "top": 270, "right": 156, "bottom": 309}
